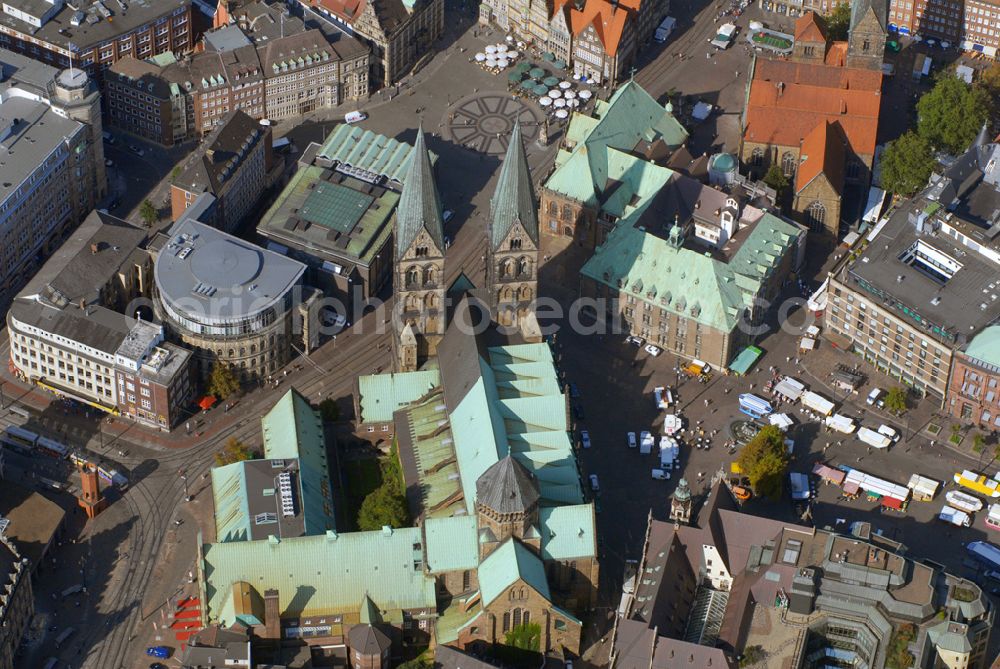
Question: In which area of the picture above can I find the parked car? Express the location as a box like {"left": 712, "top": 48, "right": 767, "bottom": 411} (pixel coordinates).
{"left": 644, "top": 344, "right": 662, "bottom": 357}
{"left": 625, "top": 335, "right": 644, "bottom": 347}
{"left": 443, "top": 209, "right": 455, "bottom": 223}
{"left": 569, "top": 382, "right": 581, "bottom": 399}
{"left": 580, "top": 430, "right": 591, "bottom": 449}
{"left": 627, "top": 431, "right": 637, "bottom": 449}
{"left": 321, "top": 309, "right": 347, "bottom": 329}
{"left": 146, "top": 647, "right": 169, "bottom": 659}
{"left": 651, "top": 468, "right": 671, "bottom": 480}
{"left": 866, "top": 388, "right": 883, "bottom": 406}
{"left": 589, "top": 474, "right": 600, "bottom": 491}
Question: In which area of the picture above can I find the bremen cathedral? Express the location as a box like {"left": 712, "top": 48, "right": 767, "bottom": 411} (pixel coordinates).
{"left": 392, "top": 122, "right": 541, "bottom": 372}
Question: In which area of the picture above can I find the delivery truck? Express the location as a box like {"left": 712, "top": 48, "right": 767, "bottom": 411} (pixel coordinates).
{"left": 825, "top": 413, "right": 857, "bottom": 434}
{"left": 940, "top": 505, "right": 972, "bottom": 527}
{"left": 857, "top": 426, "right": 892, "bottom": 449}
{"left": 801, "top": 391, "right": 835, "bottom": 416}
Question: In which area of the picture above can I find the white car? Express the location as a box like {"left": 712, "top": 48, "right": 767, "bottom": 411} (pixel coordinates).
{"left": 580, "top": 430, "right": 591, "bottom": 449}
{"left": 867, "top": 388, "right": 883, "bottom": 406}
{"left": 589, "top": 474, "right": 600, "bottom": 491}
{"left": 321, "top": 310, "right": 347, "bottom": 329}
{"left": 625, "top": 335, "right": 645, "bottom": 347}
{"left": 644, "top": 344, "right": 662, "bottom": 357}
{"left": 627, "top": 432, "right": 637, "bottom": 448}
{"left": 443, "top": 209, "right": 455, "bottom": 223}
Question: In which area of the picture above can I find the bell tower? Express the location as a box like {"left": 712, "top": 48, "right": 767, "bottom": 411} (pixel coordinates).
{"left": 670, "top": 478, "right": 693, "bottom": 525}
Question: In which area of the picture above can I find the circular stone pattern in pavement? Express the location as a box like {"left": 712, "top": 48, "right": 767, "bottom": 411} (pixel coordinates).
{"left": 444, "top": 93, "right": 542, "bottom": 155}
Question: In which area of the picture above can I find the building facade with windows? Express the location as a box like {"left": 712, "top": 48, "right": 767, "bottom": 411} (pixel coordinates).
{"left": 170, "top": 110, "right": 273, "bottom": 234}
{"left": 0, "top": 74, "right": 104, "bottom": 307}
{"left": 947, "top": 326, "right": 1000, "bottom": 430}
{"left": 305, "top": 0, "right": 443, "bottom": 88}
{"left": 104, "top": 28, "right": 369, "bottom": 143}
{"left": 6, "top": 212, "right": 193, "bottom": 430}
{"left": 0, "top": 536, "right": 31, "bottom": 669}
{"left": 479, "top": 0, "right": 667, "bottom": 86}
{"left": 826, "top": 137, "right": 1000, "bottom": 405}
{"left": 0, "top": 0, "right": 191, "bottom": 77}
{"left": 741, "top": 9, "right": 884, "bottom": 236}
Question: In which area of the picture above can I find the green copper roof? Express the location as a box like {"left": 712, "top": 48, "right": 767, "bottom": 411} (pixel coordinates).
{"left": 260, "top": 389, "right": 336, "bottom": 533}
{"left": 357, "top": 370, "right": 441, "bottom": 424}
{"left": 581, "top": 212, "right": 801, "bottom": 334}
{"left": 318, "top": 123, "right": 435, "bottom": 186}
{"left": 211, "top": 462, "right": 252, "bottom": 542}
{"left": 201, "top": 527, "right": 436, "bottom": 627}
{"left": 539, "top": 504, "right": 597, "bottom": 561}
{"left": 478, "top": 539, "right": 551, "bottom": 606}
{"left": 965, "top": 325, "right": 1000, "bottom": 368}
{"left": 544, "top": 80, "right": 688, "bottom": 206}
{"left": 424, "top": 515, "right": 480, "bottom": 573}
{"left": 395, "top": 126, "right": 445, "bottom": 257}
{"left": 489, "top": 121, "right": 539, "bottom": 250}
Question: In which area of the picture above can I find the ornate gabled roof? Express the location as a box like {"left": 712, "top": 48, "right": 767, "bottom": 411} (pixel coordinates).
{"left": 476, "top": 455, "right": 540, "bottom": 515}
{"left": 850, "top": 0, "right": 887, "bottom": 32}
{"left": 395, "top": 125, "right": 445, "bottom": 258}
{"left": 489, "top": 121, "right": 539, "bottom": 250}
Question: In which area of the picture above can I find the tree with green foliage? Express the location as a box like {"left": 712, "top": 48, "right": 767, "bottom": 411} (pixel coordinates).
{"left": 885, "top": 623, "right": 916, "bottom": 669}
{"left": 139, "top": 199, "right": 158, "bottom": 227}
{"left": 504, "top": 623, "right": 541, "bottom": 652}
{"left": 973, "top": 432, "right": 986, "bottom": 454}
{"left": 207, "top": 360, "right": 241, "bottom": 400}
{"left": 736, "top": 425, "right": 790, "bottom": 500}
{"left": 762, "top": 164, "right": 790, "bottom": 201}
{"left": 357, "top": 483, "right": 409, "bottom": 530}
{"left": 215, "top": 436, "right": 255, "bottom": 465}
{"left": 884, "top": 386, "right": 908, "bottom": 415}
{"left": 396, "top": 656, "right": 431, "bottom": 669}
{"left": 824, "top": 3, "right": 852, "bottom": 40}
{"left": 318, "top": 398, "right": 340, "bottom": 422}
{"left": 916, "top": 75, "right": 991, "bottom": 154}
{"left": 740, "top": 646, "right": 766, "bottom": 668}
{"left": 170, "top": 165, "right": 183, "bottom": 181}
{"left": 880, "top": 132, "right": 935, "bottom": 197}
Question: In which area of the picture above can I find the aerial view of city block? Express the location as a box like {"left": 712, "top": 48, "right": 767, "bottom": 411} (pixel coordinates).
{"left": 3, "top": 0, "right": 1000, "bottom": 667}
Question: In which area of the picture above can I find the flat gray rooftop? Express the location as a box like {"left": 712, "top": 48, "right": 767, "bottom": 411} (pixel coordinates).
{"left": 0, "top": 96, "right": 82, "bottom": 204}
{"left": 0, "top": 0, "right": 188, "bottom": 52}
{"left": 155, "top": 218, "right": 305, "bottom": 323}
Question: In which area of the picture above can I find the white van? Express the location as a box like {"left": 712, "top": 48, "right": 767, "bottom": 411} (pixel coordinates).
{"left": 866, "top": 388, "right": 883, "bottom": 406}
{"left": 344, "top": 111, "right": 367, "bottom": 124}
{"left": 651, "top": 468, "right": 671, "bottom": 480}
{"left": 878, "top": 424, "right": 900, "bottom": 442}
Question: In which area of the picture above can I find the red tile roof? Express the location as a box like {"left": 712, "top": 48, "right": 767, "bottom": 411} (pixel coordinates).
{"left": 795, "top": 120, "right": 846, "bottom": 194}
{"left": 312, "top": 0, "right": 366, "bottom": 22}
{"left": 794, "top": 11, "right": 827, "bottom": 43}
{"left": 569, "top": 0, "right": 635, "bottom": 57}
{"left": 745, "top": 57, "right": 882, "bottom": 159}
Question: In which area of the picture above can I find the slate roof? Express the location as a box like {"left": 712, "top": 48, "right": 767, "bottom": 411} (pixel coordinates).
{"left": 745, "top": 57, "right": 882, "bottom": 159}
{"left": 476, "top": 456, "right": 541, "bottom": 515}
{"left": 174, "top": 110, "right": 266, "bottom": 197}
{"left": 435, "top": 645, "right": 501, "bottom": 669}
{"left": 394, "top": 126, "right": 445, "bottom": 257}
{"left": 348, "top": 623, "right": 391, "bottom": 654}
{"left": 850, "top": 0, "right": 888, "bottom": 32}
{"left": 489, "top": 121, "right": 539, "bottom": 250}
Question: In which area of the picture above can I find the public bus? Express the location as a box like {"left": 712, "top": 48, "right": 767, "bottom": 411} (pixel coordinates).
{"left": 36, "top": 436, "right": 68, "bottom": 459}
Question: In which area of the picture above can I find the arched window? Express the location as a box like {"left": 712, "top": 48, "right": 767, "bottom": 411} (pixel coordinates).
{"left": 561, "top": 204, "right": 573, "bottom": 221}
{"left": 548, "top": 201, "right": 558, "bottom": 216}
{"left": 228, "top": 348, "right": 235, "bottom": 358}
{"left": 503, "top": 612, "right": 511, "bottom": 632}
{"left": 510, "top": 238, "right": 522, "bottom": 250}
{"left": 250, "top": 344, "right": 256, "bottom": 354}
{"left": 406, "top": 294, "right": 421, "bottom": 310}
{"left": 781, "top": 151, "right": 796, "bottom": 177}
{"left": 500, "top": 260, "right": 513, "bottom": 278}
{"left": 523, "top": 611, "right": 530, "bottom": 625}
{"left": 406, "top": 267, "right": 418, "bottom": 287}
{"left": 519, "top": 286, "right": 533, "bottom": 301}
{"left": 751, "top": 147, "right": 764, "bottom": 167}
{"left": 563, "top": 226, "right": 573, "bottom": 237}
{"left": 415, "top": 246, "right": 428, "bottom": 258}
{"left": 239, "top": 347, "right": 246, "bottom": 356}
{"left": 517, "top": 257, "right": 529, "bottom": 276}
{"left": 862, "top": 38, "right": 870, "bottom": 52}
{"left": 806, "top": 201, "right": 826, "bottom": 232}
{"left": 423, "top": 267, "right": 436, "bottom": 285}
{"left": 425, "top": 292, "right": 438, "bottom": 309}
{"left": 512, "top": 608, "right": 522, "bottom": 627}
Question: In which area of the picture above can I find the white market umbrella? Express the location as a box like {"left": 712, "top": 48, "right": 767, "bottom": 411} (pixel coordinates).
{"left": 555, "top": 109, "right": 569, "bottom": 119}
{"left": 553, "top": 98, "right": 566, "bottom": 108}
{"left": 485, "top": 45, "right": 497, "bottom": 54}
{"left": 475, "top": 53, "right": 486, "bottom": 62}
{"left": 563, "top": 89, "right": 576, "bottom": 99}
{"left": 497, "top": 43, "right": 508, "bottom": 52}
{"left": 559, "top": 80, "right": 572, "bottom": 89}
{"left": 506, "top": 35, "right": 514, "bottom": 42}
{"left": 572, "top": 73, "right": 581, "bottom": 80}
{"left": 486, "top": 58, "right": 497, "bottom": 67}
{"left": 548, "top": 89, "right": 562, "bottom": 98}
{"left": 539, "top": 96, "right": 553, "bottom": 107}
{"left": 498, "top": 58, "right": 510, "bottom": 68}
{"left": 578, "top": 89, "right": 592, "bottom": 99}
{"left": 568, "top": 98, "right": 580, "bottom": 108}
{"left": 507, "top": 50, "right": 519, "bottom": 59}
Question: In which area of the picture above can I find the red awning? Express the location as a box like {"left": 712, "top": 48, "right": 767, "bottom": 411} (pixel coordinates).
{"left": 881, "top": 496, "right": 904, "bottom": 510}
{"left": 198, "top": 395, "right": 217, "bottom": 410}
